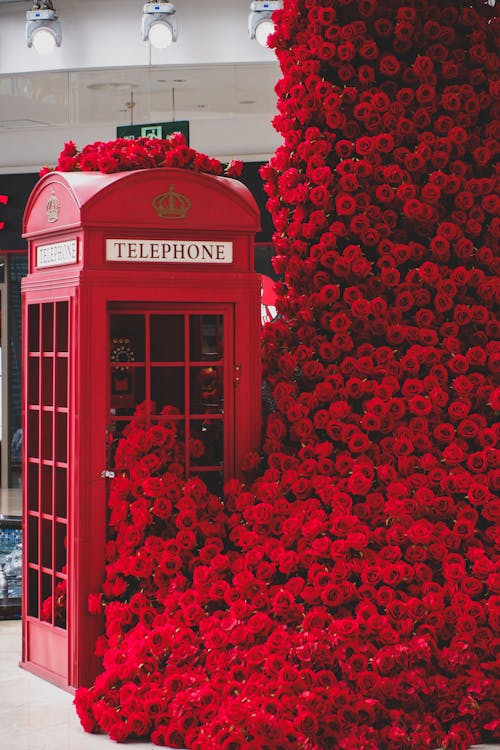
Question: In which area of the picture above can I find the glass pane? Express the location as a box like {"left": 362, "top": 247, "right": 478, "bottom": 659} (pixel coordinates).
{"left": 190, "top": 315, "right": 223, "bottom": 361}
{"left": 190, "top": 419, "right": 223, "bottom": 467}
{"left": 151, "top": 315, "right": 184, "bottom": 361}
{"left": 40, "top": 465, "right": 52, "bottom": 515}
{"left": 41, "top": 518, "right": 53, "bottom": 569}
{"left": 41, "top": 303, "right": 54, "bottom": 352}
{"left": 55, "top": 468, "right": 67, "bottom": 519}
{"left": 110, "top": 314, "right": 145, "bottom": 362}
{"left": 107, "top": 421, "right": 125, "bottom": 467}
{"left": 55, "top": 301, "right": 68, "bottom": 352}
{"left": 28, "top": 357, "right": 39, "bottom": 405}
{"left": 110, "top": 365, "right": 145, "bottom": 412}
{"left": 28, "top": 304, "right": 40, "bottom": 351}
{"left": 41, "top": 572, "right": 53, "bottom": 624}
{"left": 55, "top": 358, "right": 68, "bottom": 407}
{"left": 27, "top": 516, "right": 39, "bottom": 564}
{"left": 27, "top": 462, "right": 39, "bottom": 512}
{"left": 192, "top": 470, "right": 223, "bottom": 496}
{"left": 55, "top": 523, "right": 67, "bottom": 573}
{"left": 41, "top": 412, "right": 53, "bottom": 461}
{"left": 28, "top": 568, "right": 38, "bottom": 617}
{"left": 151, "top": 366, "right": 185, "bottom": 413}
{"left": 110, "top": 366, "right": 135, "bottom": 398}
{"left": 55, "top": 412, "right": 67, "bottom": 463}
{"left": 54, "top": 576, "right": 66, "bottom": 629}
{"left": 27, "top": 410, "right": 39, "bottom": 459}
{"left": 190, "top": 366, "right": 223, "bottom": 414}
{"left": 41, "top": 357, "right": 53, "bottom": 406}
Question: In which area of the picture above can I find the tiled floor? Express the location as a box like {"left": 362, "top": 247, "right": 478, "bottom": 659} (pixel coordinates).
{"left": 0, "top": 620, "right": 164, "bottom": 750}
{"left": 1, "top": 620, "right": 499, "bottom": 750}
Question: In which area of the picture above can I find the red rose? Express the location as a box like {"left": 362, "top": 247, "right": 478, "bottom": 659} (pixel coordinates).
{"left": 379, "top": 54, "right": 400, "bottom": 76}
{"left": 335, "top": 193, "right": 357, "bottom": 215}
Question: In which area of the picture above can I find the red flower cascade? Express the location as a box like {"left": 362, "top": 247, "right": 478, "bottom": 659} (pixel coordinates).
{"left": 74, "top": 1, "right": 499, "bottom": 748}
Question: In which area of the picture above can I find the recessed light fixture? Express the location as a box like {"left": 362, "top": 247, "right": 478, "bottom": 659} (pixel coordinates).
{"left": 157, "top": 78, "right": 186, "bottom": 84}
{"left": 87, "top": 82, "right": 139, "bottom": 92}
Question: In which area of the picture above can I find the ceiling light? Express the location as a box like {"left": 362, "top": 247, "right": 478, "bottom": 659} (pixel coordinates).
{"left": 87, "top": 82, "right": 139, "bottom": 92}
{"left": 248, "top": 1, "right": 281, "bottom": 48}
{"left": 142, "top": 2, "right": 177, "bottom": 48}
{"left": 26, "top": 1, "right": 61, "bottom": 54}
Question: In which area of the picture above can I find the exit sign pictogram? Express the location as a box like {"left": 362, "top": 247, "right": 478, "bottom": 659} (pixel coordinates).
{"left": 116, "top": 120, "right": 189, "bottom": 143}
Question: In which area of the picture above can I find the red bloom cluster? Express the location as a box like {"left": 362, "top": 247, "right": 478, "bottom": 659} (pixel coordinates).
{"left": 40, "top": 576, "right": 67, "bottom": 628}
{"left": 40, "top": 133, "right": 243, "bottom": 178}
{"left": 75, "top": 1, "right": 499, "bottom": 748}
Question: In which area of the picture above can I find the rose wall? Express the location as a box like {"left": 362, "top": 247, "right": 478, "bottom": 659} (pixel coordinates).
{"left": 72, "top": 1, "right": 499, "bottom": 748}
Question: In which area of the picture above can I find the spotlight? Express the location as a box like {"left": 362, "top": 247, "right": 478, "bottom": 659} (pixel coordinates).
{"left": 142, "top": 2, "right": 177, "bottom": 48}
{"left": 248, "top": 1, "right": 281, "bottom": 48}
{"left": 26, "top": 1, "right": 61, "bottom": 55}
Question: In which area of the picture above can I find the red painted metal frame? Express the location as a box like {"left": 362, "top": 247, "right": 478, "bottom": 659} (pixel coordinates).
{"left": 21, "top": 168, "right": 261, "bottom": 689}
{"left": 22, "top": 295, "right": 72, "bottom": 689}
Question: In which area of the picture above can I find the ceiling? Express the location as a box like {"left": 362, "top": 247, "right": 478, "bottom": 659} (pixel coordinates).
{"left": 0, "top": 0, "right": 282, "bottom": 170}
{"left": 0, "top": 61, "right": 279, "bottom": 130}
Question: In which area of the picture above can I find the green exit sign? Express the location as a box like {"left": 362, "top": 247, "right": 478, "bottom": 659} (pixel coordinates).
{"left": 116, "top": 120, "right": 189, "bottom": 144}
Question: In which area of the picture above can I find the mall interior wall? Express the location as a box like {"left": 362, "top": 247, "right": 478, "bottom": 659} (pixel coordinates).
{"left": 0, "top": 0, "right": 282, "bottom": 171}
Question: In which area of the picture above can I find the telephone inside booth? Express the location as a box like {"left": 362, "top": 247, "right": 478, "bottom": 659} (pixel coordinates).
{"left": 108, "top": 305, "right": 230, "bottom": 494}
{"left": 110, "top": 336, "right": 136, "bottom": 407}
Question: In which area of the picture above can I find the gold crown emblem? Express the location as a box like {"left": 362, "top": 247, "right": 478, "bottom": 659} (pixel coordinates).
{"left": 46, "top": 190, "right": 60, "bottom": 223}
{"left": 152, "top": 185, "right": 191, "bottom": 219}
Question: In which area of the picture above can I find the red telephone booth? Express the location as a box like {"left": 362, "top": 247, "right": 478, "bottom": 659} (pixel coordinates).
{"left": 21, "top": 167, "right": 261, "bottom": 689}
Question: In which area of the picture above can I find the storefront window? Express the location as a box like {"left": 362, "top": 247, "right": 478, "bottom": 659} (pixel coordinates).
{"left": 0, "top": 253, "right": 28, "bottom": 487}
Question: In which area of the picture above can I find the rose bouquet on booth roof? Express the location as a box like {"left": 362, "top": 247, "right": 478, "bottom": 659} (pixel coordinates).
{"left": 40, "top": 132, "right": 243, "bottom": 179}
{"left": 75, "top": 0, "right": 499, "bottom": 747}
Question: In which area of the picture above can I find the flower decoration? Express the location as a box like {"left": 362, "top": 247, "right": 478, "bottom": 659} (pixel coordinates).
{"left": 75, "top": 1, "right": 499, "bottom": 748}
{"left": 40, "top": 132, "right": 243, "bottom": 179}
{"left": 40, "top": 573, "right": 67, "bottom": 628}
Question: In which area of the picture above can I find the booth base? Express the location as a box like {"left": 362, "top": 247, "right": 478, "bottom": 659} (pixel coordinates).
{"left": 21, "top": 618, "right": 72, "bottom": 692}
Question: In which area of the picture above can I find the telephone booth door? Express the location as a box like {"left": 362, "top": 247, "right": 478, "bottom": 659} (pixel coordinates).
{"left": 109, "top": 304, "right": 234, "bottom": 493}
{"left": 23, "top": 296, "right": 71, "bottom": 683}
